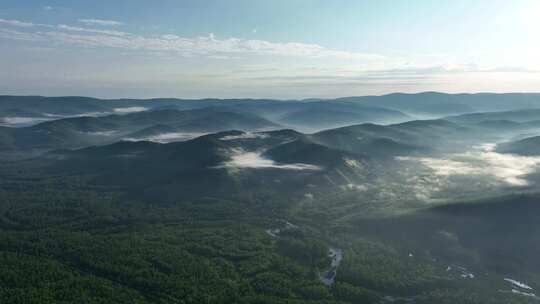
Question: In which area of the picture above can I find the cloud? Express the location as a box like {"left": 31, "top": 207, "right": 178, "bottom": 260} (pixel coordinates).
{"left": 81, "top": 130, "right": 118, "bottom": 136}
{"left": 2, "top": 19, "right": 536, "bottom": 98}
{"left": 0, "top": 18, "right": 34, "bottom": 27}
{"left": 504, "top": 278, "right": 533, "bottom": 290}
{"left": 78, "top": 19, "right": 123, "bottom": 26}
{"left": 219, "top": 149, "right": 322, "bottom": 170}
{"left": 124, "top": 132, "right": 207, "bottom": 143}
{"left": 112, "top": 106, "right": 148, "bottom": 114}
{"left": 219, "top": 133, "right": 268, "bottom": 141}
{"left": 367, "top": 64, "right": 540, "bottom": 76}
{"left": 0, "top": 19, "right": 384, "bottom": 60}
{"left": 401, "top": 157, "right": 477, "bottom": 176}
{"left": 43, "top": 111, "right": 114, "bottom": 118}
{"left": 0, "top": 116, "right": 51, "bottom": 127}
{"left": 398, "top": 143, "right": 540, "bottom": 186}
{"left": 341, "top": 183, "right": 369, "bottom": 191}
{"left": 57, "top": 24, "right": 128, "bottom": 36}
{"left": 161, "top": 34, "right": 180, "bottom": 40}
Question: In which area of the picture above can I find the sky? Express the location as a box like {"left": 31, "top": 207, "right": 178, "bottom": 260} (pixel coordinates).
{"left": 1, "top": 0, "right": 540, "bottom": 99}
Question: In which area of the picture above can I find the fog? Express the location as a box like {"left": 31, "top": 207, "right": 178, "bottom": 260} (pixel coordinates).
{"left": 220, "top": 149, "right": 322, "bottom": 170}
{"left": 113, "top": 107, "right": 148, "bottom": 114}
{"left": 124, "top": 132, "right": 207, "bottom": 143}
{"left": 220, "top": 133, "right": 269, "bottom": 141}
{"left": 398, "top": 143, "right": 540, "bottom": 187}
{"left": 0, "top": 116, "right": 51, "bottom": 127}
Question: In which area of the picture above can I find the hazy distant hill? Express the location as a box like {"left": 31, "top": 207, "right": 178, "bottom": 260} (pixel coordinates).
{"left": 0, "top": 95, "right": 110, "bottom": 116}
{"left": 339, "top": 92, "right": 540, "bottom": 116}
{"left": 311, "top": 124, "right": 419, "bottom": 157}
{"left": 497, "top": 135, "right": 540, "bottom": 156}
{"left": 309, "top": 119, "right": 473, "bottom": 157}
{"left": 445, "top": 108, "right": 540, "bottom": 124}
{"left": 0, "top": 108, "right": 279, "bottom": 151}
{"left": 337, "top": 92, "right": 475, "bottom": 116}
{"left": 276, "top": 103, "right": 409, "bottom": 131}
{"left": 5, "top": 93, "right": 540, "bottom": 128}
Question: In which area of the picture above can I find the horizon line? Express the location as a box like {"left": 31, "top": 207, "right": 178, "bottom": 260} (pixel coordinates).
{"left": 3, "top": 91, "right": 540, "bottom": 102}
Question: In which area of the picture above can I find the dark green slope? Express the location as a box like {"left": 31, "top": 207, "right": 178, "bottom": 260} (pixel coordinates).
{"left": 311, "top": 123, "right": 423, "bottom": 158}
{"left": 44, "top": 129, "right": 370, "bottom": 202}
{"left": 264, "top": 138, "right": 358, "bottom": 168}
{"left": 355, "top": 193, "right": 540, "bottom": 279}
{"left": 310, "top": 119, "right": 485, "bottom": 157}
{"left": 125, "top": 124, "right": 179, "bottom": 138}
{"left": 49, "top": 135, "right": 236, "bottom": 200}
{"left": 174, "top": 109, "right": 280, "bottom": 132}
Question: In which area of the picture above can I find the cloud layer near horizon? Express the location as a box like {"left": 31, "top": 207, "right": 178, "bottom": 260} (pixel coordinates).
{"left": 0, "top": 18, "right": 383, "bottom": 60}
{"left": 1, "top": 14, "right": 540, "bottom": 99}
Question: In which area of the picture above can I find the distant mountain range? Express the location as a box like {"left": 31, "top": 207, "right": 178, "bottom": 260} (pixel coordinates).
{"left": 4, "top": 92, "right": 540, "bottom": 127}
{"left": 2, "top": 92, "right": 540, "bottom": 151}
{"left": 4, "top": 91, "right": 540, "bottom": 198}
{"left": 445, "top": 109, "right": 540, "bottom": 124}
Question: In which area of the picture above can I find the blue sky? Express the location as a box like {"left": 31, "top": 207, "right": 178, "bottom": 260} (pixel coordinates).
{"left": 1, "top": 0, "right": 539, "bottom": 98}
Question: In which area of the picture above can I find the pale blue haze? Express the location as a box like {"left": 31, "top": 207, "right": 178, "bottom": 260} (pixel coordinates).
{"left": 0, "top": 0, "right": 539, "bottom": 98}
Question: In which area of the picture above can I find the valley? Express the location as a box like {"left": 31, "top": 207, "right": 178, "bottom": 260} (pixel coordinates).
{"left": 2, "top": 93, "right": 540, "bottom": 303}
{"left": 4, "top": 1, "right": 540, "bottom": 302}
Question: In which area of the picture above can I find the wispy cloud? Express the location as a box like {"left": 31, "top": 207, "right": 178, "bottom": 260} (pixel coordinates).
{"left": 0, "top": 116, "right": 51, "bottom": 127}
{"left": 1, "top": 18, "right": 537, "bottom": 98}
{"left": 57, "top": 24, "right": 128, "bottom": 36}
{"left": 0, "top": 18, "right": 384, "bottom": 60}
{"left": 0, "top": 18, "right": 34, "bottom": 27}
{"left": 124, "top": 132, "right": 207, "bottom": 143}
{"left": 112, "top": 107, "right": 148, "bottom": 114}
{"left": 219, "top": 133, "right": 268, "bottom": 141}
{"left": 78, "top": 19, "right": 123, "bottom": 26}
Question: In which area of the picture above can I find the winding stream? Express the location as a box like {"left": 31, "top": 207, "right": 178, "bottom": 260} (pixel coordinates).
{"left": 319, "top": 247, "right": 343, "bottom": 286}
{"left": 265, "top": 220, "right": 343, "bottom": 286}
